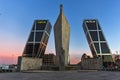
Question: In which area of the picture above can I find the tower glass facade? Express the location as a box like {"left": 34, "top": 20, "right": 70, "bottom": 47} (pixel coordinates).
{"left": 22, "top": 20, "right": 52, "bottom": 58}
{"left": 83, "top": 19, "right": 114, "bottom": 67}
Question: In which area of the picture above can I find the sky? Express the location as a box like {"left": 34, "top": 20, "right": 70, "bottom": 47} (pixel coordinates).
{"left": 0, "top": 0, "right": 120, "bottom": 64}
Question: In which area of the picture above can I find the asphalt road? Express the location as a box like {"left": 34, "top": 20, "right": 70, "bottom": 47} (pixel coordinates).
{"left": 0, "top": 71, "right": 120, "bottom": 80}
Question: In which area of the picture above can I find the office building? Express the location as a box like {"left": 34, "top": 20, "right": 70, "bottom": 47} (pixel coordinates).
{"left": 83, "top": 19, "right": 114, "bottom": 67}
{"left": 22, "top": 20, "right": 52, "bottom": 58}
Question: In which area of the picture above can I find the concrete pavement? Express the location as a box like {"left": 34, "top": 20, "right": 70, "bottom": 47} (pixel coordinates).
{"left": 0, "top": 71, "right": 120, "bottom": 80}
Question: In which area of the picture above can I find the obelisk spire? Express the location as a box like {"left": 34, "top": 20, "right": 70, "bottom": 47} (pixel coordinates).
{"left": 54, "top": 4, "right": 70, "bottom": 70}
{"left": 60, "top": 4, "right": 63, "bottom": 14}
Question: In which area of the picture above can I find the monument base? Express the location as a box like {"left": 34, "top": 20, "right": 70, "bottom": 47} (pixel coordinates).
{"left": 81, "top": 57, "right": 102, "bottom": 70}
{"left": 17, "top": 56, "right": 42, "bottom": 71}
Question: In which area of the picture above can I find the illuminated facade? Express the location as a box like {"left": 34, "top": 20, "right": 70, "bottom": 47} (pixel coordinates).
{"left": 54, "top": 5, "right": 70, "bottom": 70}
{"left": 83, "top": 19, "right": 114, "bottom": 67}
{"left": 22, "top": 20, "right": 52, "bottom": 58}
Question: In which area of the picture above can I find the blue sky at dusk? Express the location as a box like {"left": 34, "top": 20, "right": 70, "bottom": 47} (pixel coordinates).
{"left": 0, "top": 0, "right": 120, "bottom": 64}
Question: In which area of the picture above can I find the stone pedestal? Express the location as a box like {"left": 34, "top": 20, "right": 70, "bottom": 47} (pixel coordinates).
{"left": 17, "top": 56, "right": 42, "bottom": 71}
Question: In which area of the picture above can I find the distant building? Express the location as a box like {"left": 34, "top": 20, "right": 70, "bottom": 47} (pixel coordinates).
{"left": 83, "top": 19, "right": 114, "bottom": 67}
{"left": 0, "top": 64, "right": 17, "bottom": 72}
{"left": 43, "top": 54, "right": 56, "bottom": 66}
{"left": 54, "top": 4, "right": 70, "bottom": 70}
{"left": 22, "top": 20, "right": 52, "bottom": 58}
{"left": 115, "top": 59, "right": 120, "bottom": 69}
{"left": 0, "top": 64, "right": 9, "bottom": 70}
{"left": 113, "top": 54, "right": 120, "bottom": 69}
{"left": 113, "top": 54, "right": 120, "bottom": 61}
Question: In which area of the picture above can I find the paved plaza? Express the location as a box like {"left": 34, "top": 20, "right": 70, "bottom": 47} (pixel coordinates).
{"left": 0, "top": 71, "right": 120, "bottom": 80}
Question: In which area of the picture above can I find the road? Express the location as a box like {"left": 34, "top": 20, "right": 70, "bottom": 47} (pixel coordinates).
{"left": 0, "top": 71, "right": 120, "bottom": 80}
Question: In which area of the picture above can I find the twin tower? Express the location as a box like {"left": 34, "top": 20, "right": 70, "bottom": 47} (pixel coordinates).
{"left": 22, "top": 5, "right": 113, "bottom": 70}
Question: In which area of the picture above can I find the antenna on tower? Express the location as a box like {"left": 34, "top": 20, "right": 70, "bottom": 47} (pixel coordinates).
{"left": 60, "top": 4, "right": 63, "bottom": 13}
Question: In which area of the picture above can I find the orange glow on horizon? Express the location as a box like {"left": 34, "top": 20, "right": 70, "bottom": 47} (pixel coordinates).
{"left": 0, "top": 40, "right": 24, "bottom": 64}
{"left": 0, "top": 54, "right": 20, "bottom": 64}
{"left": 0, "top": 43, "right": 92, "bottom": 65}
{"left": 0, "top": 54, "right": 81, "bottom": 65}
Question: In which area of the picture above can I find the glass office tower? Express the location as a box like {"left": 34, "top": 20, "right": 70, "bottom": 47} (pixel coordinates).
{"left": 83, "top": 19, "right": 114, "bottom": 67}
{"left": 22, "top": 20, "right": 52, "bottom": 58}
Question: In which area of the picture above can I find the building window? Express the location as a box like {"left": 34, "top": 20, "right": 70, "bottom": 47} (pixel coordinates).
{"left": 35, "top": 32, "right": 43, "bottom": 42}
{"left": 32, "top": 23, "right": 35, "bottom": 30}
{"left": 86, "top": 33, "right": 91, "bottom": 44}
{"left": 38, "top": 44, "right": 46, "bottom": 58}
{"left": 90, "top": 44, "right": 96, "bottom": 57}
{"left": 90, "top": 31, "right": 98, "bottom": 41}
{"left": 98, "top": 24, "right": 101, "bottom": 30}
{"left": 28, "top": 32, "right": 34, "bottom": 42}
{"left": 42, "top": 33, "right": 49, "bottom": 45}
{"left": 34, "top": 43, "right": 40, "bottom": 55}
{"left": 36, "top": 23, "right": 46, "bottom": 30}
{"left": 46, "top": 23, "right": 51, "bottom": 34}
{"left": 24, "top": 43, "right": 33, "bottom": 55}
{"left": 99, "top": 31, "right": 105, "bottom": 41}
{"left": 101, "top": 43, "right": 110, "bottom": 53}
{"left": 83, "top": 23, "right": 87, "bottom": 34}
{"left": 94, "top": 43, "right": 100, "bottom": 53}
{"left": 86, "top": 23, "right": 97, "bottom": 30}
